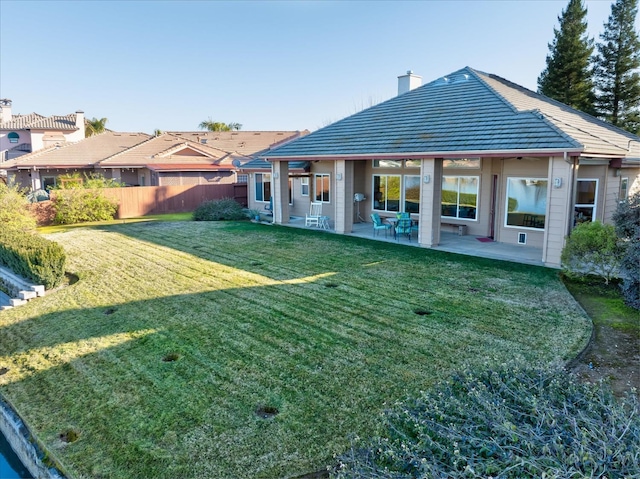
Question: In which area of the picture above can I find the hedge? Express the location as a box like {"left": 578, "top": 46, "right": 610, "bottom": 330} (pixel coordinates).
{"left": 0, "top": 229, "right": 66, "bottom": 289}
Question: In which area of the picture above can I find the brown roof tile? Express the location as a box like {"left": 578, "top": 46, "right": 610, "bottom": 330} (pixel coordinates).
{"left": 2, "top": 132, "right": 151, "bottom": 169}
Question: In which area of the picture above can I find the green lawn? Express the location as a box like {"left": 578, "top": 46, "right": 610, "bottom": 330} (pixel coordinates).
{"left": 0, "top": 221, "right": 591, "bottom": 478}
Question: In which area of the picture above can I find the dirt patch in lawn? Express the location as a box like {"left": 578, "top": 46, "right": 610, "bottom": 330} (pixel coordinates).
{"left": 569, "top": 324, "right": 639, "bottom": 397}
{"left": 564, "top": 277, "right": 639, "bottom": 398}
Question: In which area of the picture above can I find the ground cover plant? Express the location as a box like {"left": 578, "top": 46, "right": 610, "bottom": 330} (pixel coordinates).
{"left": 334, "top": 361, "right": 640, "bottom": 479}
{"left": 0, "top": 221, "right": 591, "bottom": 478}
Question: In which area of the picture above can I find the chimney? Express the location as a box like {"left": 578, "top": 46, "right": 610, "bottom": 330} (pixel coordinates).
{"left": 0, "top": 99, "right": 12, "bottom": 123}
{"left": 397, "top": 70, "right": 422, "bottom": 95}
{"left": 75, "top": 110, "right": 85, "bottom": 130}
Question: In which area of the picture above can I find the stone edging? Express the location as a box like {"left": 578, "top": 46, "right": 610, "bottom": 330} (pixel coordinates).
{"left": 0, "top": 394, "right": 66, "bottom": 479}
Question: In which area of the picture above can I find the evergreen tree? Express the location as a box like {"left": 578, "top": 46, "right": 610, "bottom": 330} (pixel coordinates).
{"left": 594, "top": 0, "right": 640, "bottom": 134}
{"left": 538, "top": 0, "right": 596, "bottom": 115}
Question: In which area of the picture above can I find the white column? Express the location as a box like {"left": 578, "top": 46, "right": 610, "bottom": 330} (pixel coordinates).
{"left": 418, "top": 158, "right": 442, "bottom": 247}
{"left": 334, "top": 160, "right": 353, "bottom": 234}
{"left": 542, "top": 155, "right": 575, "bottom": 267}
{"left": 271, "top": 161, "right": 290, "bottom": 224}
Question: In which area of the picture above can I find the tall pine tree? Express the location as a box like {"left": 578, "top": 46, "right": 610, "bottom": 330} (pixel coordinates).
{"left": 594, "top": 0, "right": 640, "bottom": 134}
{"left": 538, "top": 0, "right": 596, "bottom": 115}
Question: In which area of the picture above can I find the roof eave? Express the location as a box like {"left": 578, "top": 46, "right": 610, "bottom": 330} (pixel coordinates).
{"left": 262, "top": 147, "right": 585, "bottom": 161}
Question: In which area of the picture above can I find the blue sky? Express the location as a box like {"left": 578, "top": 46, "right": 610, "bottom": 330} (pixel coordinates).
{"left": 1, "top": 1, "right": 636, "bottom": 134}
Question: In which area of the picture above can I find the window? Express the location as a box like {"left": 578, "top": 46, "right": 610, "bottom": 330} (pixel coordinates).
{"left": 404, "top": 175, "right": 421, "bottom": 213}
{"left": 288, "top": 179, "right": 293, "bottom": 205}
{"left": 443, "top": 158, "right": 481, "bottom": 169}
{"left": 441, "top": 176, "right": 478, "bottom": 220}
{"left": 255, "top": 173, "right": 271, "bottom": 202}
{"left": 575, "top": 179, "right": 598, "bottom": 224}
{"left": 315, "top": 173, "right": 330, "bottom": 202}
{"left": 8, "top": 132, "right": 19, "bottom": 143}
{"left": 301, "top": 177, "right": 309, "bottom": 196}
{"left": 42, "top": 177, "right": 57, "bottom": 191}
{"left": 373, "top": 159, "right": 421, "bottom": 168}
{"left": 373, "top": 175, "right": 401, "bottom": 212}
{"left": 620, "top": 177, "right": 629, "bottom": 201}
{"left": 373, "top": 160, "right": 402, "bottom": 168}
{"left": 237, "top": 174, "right": 248, "bottom": 184}
{"left": 505, "top": 178, "right": 547, "bottom": 229}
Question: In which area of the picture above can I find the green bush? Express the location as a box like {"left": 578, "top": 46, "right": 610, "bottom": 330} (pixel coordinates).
{"left": 0, "top": 229, "right": 66, "bottom": 289}
{"left": 193, "top": 198, "right": 246, "bottom": 221}
{"left": 0, "top": 182, "right": 37, "bottom": 232}
{"left": 334, "top": 361, "right": 639, "bottom": 479}
{"left": 561, "top": 220, "right": 624, "bottom": 284}
{"left": 53, "top": 189, "right": 119, "bottom": 224}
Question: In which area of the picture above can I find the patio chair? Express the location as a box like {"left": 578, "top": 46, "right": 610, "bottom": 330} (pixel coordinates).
{"left": 395, "top": 217, "right": 412, "bottom": 242}
{"left": 305, "top": 202, "right": 323, "bottom": 227}
{"left": 370, "top": 213, "right": 391, "bottom": 237}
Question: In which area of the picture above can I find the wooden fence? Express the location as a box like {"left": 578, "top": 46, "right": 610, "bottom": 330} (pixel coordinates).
{"left": 103, "top": 184, "right": 248, "bottom": 218}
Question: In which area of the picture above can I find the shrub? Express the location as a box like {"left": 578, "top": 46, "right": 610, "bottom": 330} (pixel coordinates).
{"left": 0, "top": 182, "right": 37, "bottom": 233}
{"left": 561, "top": 220, "right": 624, "bottom": 284}
{"left": 613, "top": 192, "right": 640, "bottom": 309}
{"left": 52, "top": 189, "right": 119, "bottom": 224}
{"left": 0, "top": 229, "right": 66, "bottom": 289}
{"left": 334, "top": 361, "right": 640, "bottom": 479}
{"left": 193, "top": 198, "right": 246, "bottom": 221}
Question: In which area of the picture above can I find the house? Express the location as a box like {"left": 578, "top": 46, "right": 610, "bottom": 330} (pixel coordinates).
{"left": 2, "top": 132, "right": 152, "bottom": 190}
{"left": 0, "top": 99, "right": 85, "bottom": 161}
{"left": 3, "top": 130, "right": 309, "bottom": 190}
{"left": 256, "top": 67, "right": 640, "bottom": 268}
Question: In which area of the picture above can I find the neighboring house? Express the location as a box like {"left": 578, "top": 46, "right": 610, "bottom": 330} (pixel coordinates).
{"left": 0, "top": 99, "right": 85, "bottom": 161}
{"left": 258, "top": 67, "right": 640, "bottom": 268}
{"left": 3, "top": 130, "right": 309, "bottom": 190}
{"left": 3, "top": 131, "right": 151, "bottom": 190}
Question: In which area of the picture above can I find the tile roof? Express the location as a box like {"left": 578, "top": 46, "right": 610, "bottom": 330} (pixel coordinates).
{"left": 99, "top": 133, "right": 253, "bottom": 169}
{"left": 166, "top": 130, "right": 310, "bottom": 156}
{"left": 263, "top": 67, "right": 639, "bottom": 160}
{"left": 2, "top": 132, "right": 151, "bottom": 169}
{"left": 0, "top": 112, "right": 81, "bottom": 131}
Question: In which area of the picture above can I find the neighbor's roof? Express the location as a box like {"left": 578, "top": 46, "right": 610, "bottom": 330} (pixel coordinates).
{"left": 2, "top": 132, "right": 151, "bottom": 169}
{"left": 167, "top": 130, "right": 310, "bottom": 156}
{"left": 262, "top": 66, "right": 639, "bottom": 160}
{"left": 0, "top": 113, "right": 81, "bottom": 131}
{"left": 98, "top": 133, "right": 253, "bottom": 170}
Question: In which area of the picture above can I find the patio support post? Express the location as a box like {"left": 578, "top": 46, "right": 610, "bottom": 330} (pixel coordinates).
{"left": 418, "top": 158, "right": 442, "bottom": 247}
{"left": 271, "top": 160, "right": 290, "bottom": 224}
{"left": 334, "top": 159, "right": 353, "bottom": 234}
{"left": 542, "top": 155, "right": 575, "bottom": 267}
{"left": 30, "top": 169, "right": 41, "bottom": 191}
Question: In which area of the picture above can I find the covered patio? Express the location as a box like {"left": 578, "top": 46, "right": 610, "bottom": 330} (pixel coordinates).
{"left": 284, "top": 217, "right": 544, "bottom": 266}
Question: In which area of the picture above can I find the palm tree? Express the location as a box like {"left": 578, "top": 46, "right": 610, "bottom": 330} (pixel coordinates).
{"left": 85, "top": 117, "right": 108, "bottom": 137}
{"left": 198, "top": 118, "right": 242, "bottom": 131}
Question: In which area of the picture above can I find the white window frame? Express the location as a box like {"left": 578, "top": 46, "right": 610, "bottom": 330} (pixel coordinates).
{"left": 300, "top": 177, "right": 309, "bottom": 196}
{"left": 372, "top": 174, "right": 402, "bottom": 212}
{"left": 254, "top": 172, "right": 271, "bottom": 202}
{"left": 504, "top": 177, "right": 548, "bottom": 230}
{"left": 314, "top": 173, "right": 330, "bottom": 203}
{"left": 441, "top": 175, "right": 479, "bottom": 221}
{"left": 575, "top": 178, "right": 598, "bottom": 223}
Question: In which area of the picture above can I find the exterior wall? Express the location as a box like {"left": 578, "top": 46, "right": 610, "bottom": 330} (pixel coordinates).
{"left": 0, "top": 129, "right": 30, "bottom": 152}
{"left": 309, "top": 161, "right": 334, "bottom": 220}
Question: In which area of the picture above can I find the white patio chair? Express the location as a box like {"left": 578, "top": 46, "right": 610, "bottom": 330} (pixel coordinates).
{"left": 305, "top": 202, "right": 323, "bottom": 227}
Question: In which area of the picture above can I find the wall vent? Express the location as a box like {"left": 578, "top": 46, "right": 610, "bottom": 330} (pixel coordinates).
{"left": 518, "top": 232, "right": 527, "bottom": 245}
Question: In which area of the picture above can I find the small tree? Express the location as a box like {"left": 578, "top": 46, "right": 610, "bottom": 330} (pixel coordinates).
{"left": 198, "top": 119, "right": 242, "bottom": 131}
{"left": 85, "top": 117, "right": 108, "bottom": 137}
{"left": 613, "top": 192, "right": 640, "bottom": 309}
{"left": 561, "top": 220, "right": 624, "bottom": 284}
{"left": 0, "top": 182, "right": 37, "bottom": 232}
